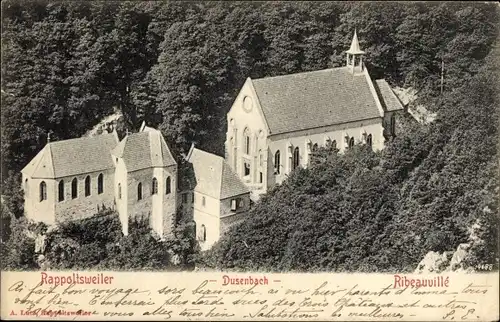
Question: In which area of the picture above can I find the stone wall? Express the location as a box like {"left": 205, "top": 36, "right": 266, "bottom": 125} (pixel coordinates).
{"left": 24, "top": 175, "right": 56, "bottom": 224}
{"left": 220, "top": 212, "right": 248, "bottom": 235}
{"left": 55, "top": 169, "right": 115, "bottom": 223}
{"left": 127, "top": 166, "right": 177, "bottom": 238}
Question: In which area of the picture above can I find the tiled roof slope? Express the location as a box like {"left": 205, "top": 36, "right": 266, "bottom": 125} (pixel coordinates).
{"left": 374, "top": 79, "right": 404, "bottom": 112}
{"left": 22, "top": 133, "right": 119, "bottom": 178}
{"left": 251, "top": 67, "right": 382, "bottom": 135}
{"left": 112, "top": 130, "right": 176, "bottom": 172}
{"left": 187, "top": 147, "right": 249, "bottom": 200}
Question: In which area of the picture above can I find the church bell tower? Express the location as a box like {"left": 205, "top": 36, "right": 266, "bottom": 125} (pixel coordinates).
{"left": 346, "top": 29, "right": 365, "bottom": 75}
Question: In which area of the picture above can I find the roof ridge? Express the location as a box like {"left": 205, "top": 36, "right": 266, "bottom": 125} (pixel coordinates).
{"left": 252, "top": 66, "right": 347, "bottom": 82}
{"left": 28, "top": 145, "right": 48, "bottom": 177}
{"left": 46, "top": 143, "right": 55, "bottom": 178}
{"left": 49, "top": 132, "right": 116, "bottom": 145}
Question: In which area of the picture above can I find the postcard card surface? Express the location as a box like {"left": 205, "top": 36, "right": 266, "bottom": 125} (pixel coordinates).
{"left": 1, "top": 1, "right": 499, "bottom": 321}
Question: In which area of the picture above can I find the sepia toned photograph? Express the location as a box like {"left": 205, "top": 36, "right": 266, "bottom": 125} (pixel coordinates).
{"left": 1, "top": 0, "right": 498, "bottom": 279}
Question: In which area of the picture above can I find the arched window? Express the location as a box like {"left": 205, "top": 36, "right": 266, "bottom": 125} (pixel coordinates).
{"left": 166, "top": 176, "right": 171, "bottom": 194}
{"left": 259, "top": 149, "right": 263, "bottom": 166}
{"left": 202, "top": 196, "right": 206, "bottom": 207}
{"left": 118, "top": 183, "right": 122, "bottom": 199}
{"left": 39, "top": 181, "right": 47, "bottom": 202}
{"left": 312, "top": 143, "right": 318, "bottom": 152}
{"left": 274, "top": 150, "right": 281, "bottom": 174}
{"left": 152, "top": 177, "right": 158, "bottom": 195}
{"left": 293, "top": 147, "right": 300, "bottom": 169}
{"left": 366, "top": 134, "right": 373, "bottom": 147}
{"left": 243, "top": 128, "right": 250, "bottom": 154}
{"left": 24, "top": 179, "right": 29, "bottom": 197}
{"left": 85, "top": 175, "right": 91, "bottom": 196}
{"left": 200, "top": 224, "right": 207, "bottom": 242}
{"left": 97, "top": 173, "right": 104, "bottom": 194}
{"left": 137, "top": 182, "right": 143, "bottom": 200}
{"left": 332, "top": 140, "right": 337, "bottom": 150}
{"left": 58, "top": 180, "right": 64, "bottom": 202}
{"left": 71, "top": 178, "right": 78, "bottom": 199}
{"left": 348, "top": 137, "right": 355, "bottom": 149}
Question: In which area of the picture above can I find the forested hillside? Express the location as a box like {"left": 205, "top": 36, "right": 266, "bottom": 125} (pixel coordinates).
{"left": 1, "top": 1, "right": 499, "bottom": 271}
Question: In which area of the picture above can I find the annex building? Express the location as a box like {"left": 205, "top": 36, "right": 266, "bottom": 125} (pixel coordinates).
{"left": 21, "top": 123, "right": 249, "bottom": 250}
{"left": 225, "top": 31, "right": 404, "bottom": 197}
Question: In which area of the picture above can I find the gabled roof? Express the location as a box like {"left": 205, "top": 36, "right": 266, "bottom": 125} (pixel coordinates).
{"left": 251, "top": 67, "right": 382, "bottom": 135}
{"left": 22, "top": 132, "right": 119, "bottom": 179}
{"left": 186, "top": 146, "right": 249, "bottom": 200}
{"left": 374, "top": 79, "right": 404, "bottom": 112}
{"left": 112, "top": 129, "right": 176, "bottom": 172}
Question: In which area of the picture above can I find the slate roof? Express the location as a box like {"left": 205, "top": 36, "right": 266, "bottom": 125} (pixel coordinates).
{"left": 251, "top": 67, "right": 383, "bottom": 135}
{"left": 112, "top": 130, "right": 176, "bottom": 172}
{"left": 21, "top": 133, "right": 119, "bottom": 179}
{"left": 374, "top": 79, "right": 404, "bottom": 112}
{"left": 186, "top": 147, "right": 249, "bottom": 200}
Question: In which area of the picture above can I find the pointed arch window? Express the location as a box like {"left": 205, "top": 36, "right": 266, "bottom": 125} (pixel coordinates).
{"left": 152, "top": 177, "right": 158, "bottom": 195}
{"left": 366, "top": 134, "right": 373, "bottom": 148}
{"left": 97, "top": 173, "right": 104, "bottom": 194}
{"left": 166, "top": 176, "right": 171, "bottom": 194}
{"left": 331, "top": 140, "right": 337, "bottom": 150}
{"left": 40, "top": 181, "right": 47, "bottom": 202}
{"left": 274, "top": 150, "right": 281, "bottom": 174}
{"left": 58, "top": 180, "right": 64, "bottom": 202}
{"left": 312, "top": 143, "right": 318, "bottom": 152}
{"left": 71, "top": 178, "right": 78, "bottom": 199}
{"left": 25, "top": 179, "right": 29, "bottom": 198}
{"left": 243, "top": 128, "right": 251, "bottom": 155}
{"left": 199, "top": 224, "right": 207, "bottom": 242}
{"left": 85, "top": 175, "right": 91, "bottom": 197}
{"left": 293, "top": 147, "right": 300, "bottom": 170}
{"left": 137, "top": 183, "right": 143, "bottom": 200}
{"left": 118, "top": 183, "right": 122, "bottom": 199}
{"left": 348, "top": 137, "right": 355, "bottom": 149}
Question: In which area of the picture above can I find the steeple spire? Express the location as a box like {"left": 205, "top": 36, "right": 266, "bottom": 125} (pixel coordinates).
{"left": 346, "top": 29, "right": 365, "bottom": 74}
{"left": 346, "top": 29, "right": 365, "bottom": 55}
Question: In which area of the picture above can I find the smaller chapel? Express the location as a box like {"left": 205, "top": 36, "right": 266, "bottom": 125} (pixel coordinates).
{"left": 225, "top": 30, "right": 404, "bottom": 198}
{"left": 21, "top": 123, "right": 250, "bottom": 250}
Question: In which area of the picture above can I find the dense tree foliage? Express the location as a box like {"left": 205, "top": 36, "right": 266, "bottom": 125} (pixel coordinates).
{"left": 1, "top": 1, "right": 498, "bottom": 271}
{"left": 1, "top": 208, "right": 199, "bottom": 271}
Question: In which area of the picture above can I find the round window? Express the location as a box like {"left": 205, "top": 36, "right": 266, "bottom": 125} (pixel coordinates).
{"left": 243, "top": 96, "right": 253, "bottom": 113}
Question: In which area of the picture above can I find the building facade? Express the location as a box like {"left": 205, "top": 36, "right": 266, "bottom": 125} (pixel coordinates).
{"left": 21, "top": 123, "right": 250, "bottom": 247}
{"left": 225, "top": 31, "right": 404, "bottom": 197}
{"left": 186, "top": 146, "right": 251, "bottom": 250}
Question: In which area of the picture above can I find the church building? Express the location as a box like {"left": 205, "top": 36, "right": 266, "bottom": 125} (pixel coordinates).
{"left": 225, "top": 31, "right": 404, "bottom": 197}
{"left": 21, "top": 123, "right": 250, "bottom": 247}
